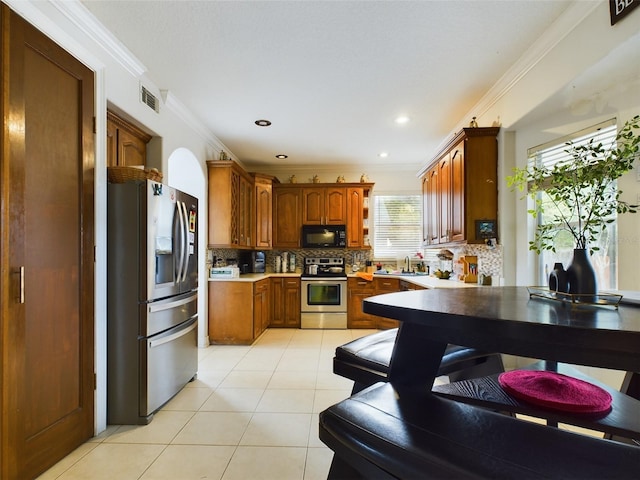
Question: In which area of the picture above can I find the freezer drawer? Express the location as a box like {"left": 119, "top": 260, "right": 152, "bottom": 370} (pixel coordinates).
{"left": 141, "top": 316, "right": 198, "bottom": 417}
{"left": 143, "top": 291, "right": 197, "bottom": 336}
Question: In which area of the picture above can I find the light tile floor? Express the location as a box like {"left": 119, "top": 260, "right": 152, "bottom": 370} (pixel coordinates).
{"left": 38, "top": 328, "right": 378, "bottom": 480}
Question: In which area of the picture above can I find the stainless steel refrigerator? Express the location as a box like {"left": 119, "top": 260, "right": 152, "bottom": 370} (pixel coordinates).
{"left": 107, "top": 179, "right": 198, "bottom": 424}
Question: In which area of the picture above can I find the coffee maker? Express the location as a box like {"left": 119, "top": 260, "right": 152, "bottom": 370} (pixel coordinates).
{"left": 238, "top": 251, "right": 265, "bottom": 274}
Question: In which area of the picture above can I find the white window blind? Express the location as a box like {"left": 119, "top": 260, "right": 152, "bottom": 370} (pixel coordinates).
{"left": 373, "top": 194, "right": 422, "bottom": 259}
{"left": 527, "top": 119, "right": 617, "bottom": 169}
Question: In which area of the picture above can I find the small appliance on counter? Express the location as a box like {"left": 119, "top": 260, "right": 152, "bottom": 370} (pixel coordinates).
{"left": 237, "top": 250, "right": 266, "bottom": 274}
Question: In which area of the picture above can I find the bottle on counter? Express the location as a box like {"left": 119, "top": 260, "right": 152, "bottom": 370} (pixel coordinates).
{"left": 275, "top": 255, "right": 282, "bottom": 273}
{"left": 289, "top": 253, "right": 295, "bottom": 273}
{"left": 282, "top": 252, "right": 288, "bottom": 273}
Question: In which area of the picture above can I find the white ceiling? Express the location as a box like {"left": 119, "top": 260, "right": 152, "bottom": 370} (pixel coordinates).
{"left": 81, "top": 0, "right": 576, "bottom": 170}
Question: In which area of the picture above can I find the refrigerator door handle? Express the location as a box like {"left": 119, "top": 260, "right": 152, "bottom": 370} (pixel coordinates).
{"left": 179, "top": 201, "right": 190, "bottom": 283}
{"left": 174, "top": 202, "right": 186, "bottom": 283}
{"left": 148, "top": 318, "right": 197, "bottom": 349}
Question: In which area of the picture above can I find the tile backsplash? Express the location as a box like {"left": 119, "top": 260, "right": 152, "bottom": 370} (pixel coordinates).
{"left": 208, "top": 244, "right": 503, "bottom": 281}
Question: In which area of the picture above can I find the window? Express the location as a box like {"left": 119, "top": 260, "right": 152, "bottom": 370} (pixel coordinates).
{"left": 373, "top": 194, "right": 422, "bottom": 259}
{"left": 527, "top": 120, "right": 618, "bottom": 289}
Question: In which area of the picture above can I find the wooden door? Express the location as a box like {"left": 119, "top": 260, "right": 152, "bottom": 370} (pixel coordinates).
{"left": 1, "top": 7, "right": 95, "bottom": 479}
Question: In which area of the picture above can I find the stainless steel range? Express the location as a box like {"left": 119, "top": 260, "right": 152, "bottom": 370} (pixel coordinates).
{"left": 301, "top": 257, "right": 348, "bottom": 329}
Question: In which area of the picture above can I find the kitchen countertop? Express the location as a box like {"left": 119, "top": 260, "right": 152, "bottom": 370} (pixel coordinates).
{"left": 208, "top": 271, "right": 478, "bottom": 289}
{"left": 208, "top": 272, "right": 300, "bottom": 282}
{"left": 365, "top": 272, "right": 478, "bottom": 289}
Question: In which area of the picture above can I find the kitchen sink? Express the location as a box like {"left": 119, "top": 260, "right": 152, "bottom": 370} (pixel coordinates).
{"left": 374, "top": 271, "right": 427, "bottom": 277}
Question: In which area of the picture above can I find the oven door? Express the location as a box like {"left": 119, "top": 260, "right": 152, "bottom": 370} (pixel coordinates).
{"left": 301, "top": 279, "right": 347, "bottom": 313}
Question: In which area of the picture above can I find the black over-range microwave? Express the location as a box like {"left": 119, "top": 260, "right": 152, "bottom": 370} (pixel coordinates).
{"left": 301, "top": 225, "right": 347, "bottom": 248}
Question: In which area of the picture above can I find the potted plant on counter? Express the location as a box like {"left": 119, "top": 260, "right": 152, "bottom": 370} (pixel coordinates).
{"left": 507, "top": 115, "right": 640, "bottom": 296}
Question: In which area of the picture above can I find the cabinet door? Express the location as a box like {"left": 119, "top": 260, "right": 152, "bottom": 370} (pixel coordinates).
{"left": 450, "top": 143, "right": 465, "bottom": 242}
{"left": 347, "top": 278, "right": 377, "bottom": 328}
{"left": 325, "top": 187, "right": 347, "bottom": 224}
{"left": 209, "top": 282, "right": 254, "bottom": 344}
{"left": 302, "top": 187, "right": 346, "bottom": 225}
{"left": 283, "top": 278, "right": 301, "bottom": 327}
{"left": 437, "top": 155, "right": 451, "bottom": 244}
{"left": 270, "top": 278, "right": 285, "bottom": 327}
{"left": 255, "top": 181, "right": 272, "bottom": 248}
{"left": 253, "top": 280, "right": 270, "bottom": 339}
{"left": 375, "top": 278, "right": 401, "bottom": 329}
{"left": 423, "top": 167, "right": 439, "bottom": 245}
{"left": 229, "top": 169, "right": 241, "bottom": 245}
{"left": 118, "top": 127, "right": 147, "bottom": 166}
{"left": 273, "top": 188, "right": 301, "bottom": 248}
{"left": 302, "top": 188, "right": 324, "bottom": 224}
{"left": 346, "top": 187, "right": 364, "bottom": 247}
{"left": 238, "top": 175, "right": 253, "bottom": 246}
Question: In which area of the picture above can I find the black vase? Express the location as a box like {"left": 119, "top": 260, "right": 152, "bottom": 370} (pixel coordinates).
{"left": 566, "top": 249, "right": 597, "bottom": 299}
{"left": 548, "top": 263, "right": 568, "bottom": 293}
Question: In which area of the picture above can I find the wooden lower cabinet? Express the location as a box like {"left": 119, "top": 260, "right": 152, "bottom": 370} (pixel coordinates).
{"left": 208, "top": 279, "right": 270, "bottom": 344}
{"left": 373, "top": 278, "right": 401, "bottom": 329}
{"left": 347, "top": 277, "right": 400, "bottom": 329}
{"left": 270, "top": 277, "right": 301, "bottom": 328}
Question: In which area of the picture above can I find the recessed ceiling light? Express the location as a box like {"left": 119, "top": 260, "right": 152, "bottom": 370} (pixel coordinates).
{"left": 379, "top": 152, "right": 389, "bottom": 158}
{"left": 395, "top": 116, "right": 410, "bottom": 124}
{"left": 255, "top": 119, "right": 272, "bottom": 127}
{"left": 275, "top": 154, "right": 288, "bottom": 159}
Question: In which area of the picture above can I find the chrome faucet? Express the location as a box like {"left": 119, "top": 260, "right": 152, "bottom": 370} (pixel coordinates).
{"left": 404, "top": 255, "right": 411, "bottom": 273}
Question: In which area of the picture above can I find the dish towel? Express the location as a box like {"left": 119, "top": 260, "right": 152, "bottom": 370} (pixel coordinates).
{"left": 356, "top": 272, "right": 374, "bottom": 281}
{"left": 498, "top": 370, "right": 612, "bottom": 413}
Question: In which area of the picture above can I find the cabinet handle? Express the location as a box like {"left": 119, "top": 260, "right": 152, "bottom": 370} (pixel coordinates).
{"left": 17, "top": 266, "right": 25, "bottom": 303}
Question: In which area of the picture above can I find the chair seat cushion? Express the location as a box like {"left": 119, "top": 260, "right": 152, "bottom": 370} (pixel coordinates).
{"left": 335, "top": 328, "right": 500, "bottom": 377}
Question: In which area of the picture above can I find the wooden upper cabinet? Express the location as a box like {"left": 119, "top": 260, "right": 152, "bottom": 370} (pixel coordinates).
{"left": 437, "top": 155, "right": 451, "bottom": 244}
{"left": 106, "top": 111, "right": 151, "bottom": 167}
{"left": 346, "top": 187, "right": 364, "bottom": 248}
{"left": 207, "top": 160, "right": 254, "bottom": 248}
{"left": 421, "top": 127, "right": 499, "bottom": 246}
{"left": 253, "top": 173, "right": 275, "bottom": 249}
{"left": 273, "top": 186, "right": 301, "bottom": 248}
{"left": 302, "top": 187, "right": 346, "bottom": 225}
{"left": 450, "top": 143, "right": 465, "bottom": 243}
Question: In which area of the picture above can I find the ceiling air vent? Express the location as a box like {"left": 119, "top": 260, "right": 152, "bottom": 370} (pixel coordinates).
{"left": 140, "top": 85, "right": 159, "bottom": 113}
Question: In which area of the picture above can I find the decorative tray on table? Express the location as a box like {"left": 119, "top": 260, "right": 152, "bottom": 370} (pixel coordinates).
{"left": 527, "top": 287, "right": 623, "bottom": 309}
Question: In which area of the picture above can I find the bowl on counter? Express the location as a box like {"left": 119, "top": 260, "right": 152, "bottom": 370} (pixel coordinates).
{"left": 434, "top": 269, "right": 451, "bottom": 280}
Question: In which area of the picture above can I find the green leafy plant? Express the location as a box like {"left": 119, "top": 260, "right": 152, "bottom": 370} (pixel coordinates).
{"left": 507, "top": 115, "right": 640, "bottom": 255}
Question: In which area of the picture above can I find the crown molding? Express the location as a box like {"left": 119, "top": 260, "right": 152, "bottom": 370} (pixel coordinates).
{"left": 424, "top": 0, "right": 601, "bottom": 172}
{"left": 51, "top": 0, "right": 146, "bottom": 77}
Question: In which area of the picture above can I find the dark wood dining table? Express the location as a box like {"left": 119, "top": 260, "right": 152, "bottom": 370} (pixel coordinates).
{"left": 363, "top": 286, "right": 640, "bottom": 441}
